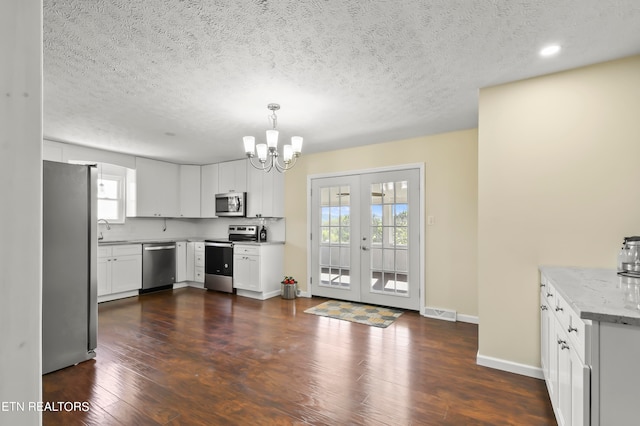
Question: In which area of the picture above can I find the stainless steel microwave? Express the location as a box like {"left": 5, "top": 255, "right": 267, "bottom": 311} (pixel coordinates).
{"left": 215, "top": 192, "right": 246, "bottom": 217}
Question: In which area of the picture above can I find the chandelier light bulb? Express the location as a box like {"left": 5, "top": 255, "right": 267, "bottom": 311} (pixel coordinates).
{"left": 243, "top": 136, "right": 255, "bottom": 155}
{"left": 291, "top": 136, "right": 303, "bottom": 155}
{"left": 283, "top": 145, "right": 293, "bottom": 163}
{"left": 256, "top": 143, "right": 268, "bottom": 162}
{"left": 266, "top": 129, "right": 279, "bottom": 151}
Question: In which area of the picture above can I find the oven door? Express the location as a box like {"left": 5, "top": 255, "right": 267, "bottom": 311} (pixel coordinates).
{"left": 204, "top": 242, "right": 234, "bottom": 293}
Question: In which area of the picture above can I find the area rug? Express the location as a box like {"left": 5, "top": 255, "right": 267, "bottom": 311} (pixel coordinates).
{"left": 304, "top": 300, "right": 403, "bottom": 328}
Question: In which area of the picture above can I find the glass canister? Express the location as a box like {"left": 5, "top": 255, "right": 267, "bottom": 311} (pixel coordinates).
{"left": 620, "top": 236, "right": 640, "bottom": 274}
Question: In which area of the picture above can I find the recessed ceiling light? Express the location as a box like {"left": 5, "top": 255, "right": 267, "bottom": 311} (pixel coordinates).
{"left": 540, "top": 44, "right": 561, "bottom": 57}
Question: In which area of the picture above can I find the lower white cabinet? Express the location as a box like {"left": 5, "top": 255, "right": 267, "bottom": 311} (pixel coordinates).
{"left": 98, "top": 244, "right": 142, "bottom": 302}
{"left": 540, "top": 277, "right": 590, "bottom": 426}
{"left": 194, "top": 242, "right": 205, "bottom": 283}
{"left": 233, "top": 244, "right": 283, "bottom": 300}
{"left": 176, "top": 241, "right": 187, "bottom": 282}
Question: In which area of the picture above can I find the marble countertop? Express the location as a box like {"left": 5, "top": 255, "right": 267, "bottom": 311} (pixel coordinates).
{"left": 539, "top": 266, "right": 640, "bottom": 326}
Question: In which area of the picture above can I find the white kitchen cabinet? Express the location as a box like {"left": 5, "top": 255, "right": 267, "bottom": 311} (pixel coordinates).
{"left": 128, "top": 157, "right": 179, "bottom": 217}
{"left": 176, "top": 241, "right": 187, "bottom": 282}
{"left": 218, "top": 159, "right": 247, "bottom": 193}
{"left": 194, "top": 242, "right": 205, "bottom": 283}
{"left": 98, "top": 244, "right": 142, "bottom": 302}
{"left": 541, "top": 277, "right": 590, "bottom": 426}
{"left": 233, "top": 244, "right": 283, "bottom": 300}
{"left": 246, "top": 164, "right": 284, "bottom": 218}
{"left": 233, "top": 247, "right": 260, "bottom": 292}
{"left": 179, "top": 165, "right": 201, "bottom": 217}
{"left": 200, "top": 163, "right": 219, "bottom": 218}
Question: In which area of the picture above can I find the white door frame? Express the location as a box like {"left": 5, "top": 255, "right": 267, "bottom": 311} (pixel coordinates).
{"left": 306, "top": 163, "right": 425, "bottom": 312}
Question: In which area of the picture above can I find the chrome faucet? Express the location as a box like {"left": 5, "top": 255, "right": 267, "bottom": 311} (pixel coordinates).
{"left": 98, "top": 219, "right": 111, "bottom": 240}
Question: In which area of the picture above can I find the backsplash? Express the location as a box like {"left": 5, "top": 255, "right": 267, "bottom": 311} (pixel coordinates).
{"left": 99, "top": 216, "right": 285, "bottom": 242}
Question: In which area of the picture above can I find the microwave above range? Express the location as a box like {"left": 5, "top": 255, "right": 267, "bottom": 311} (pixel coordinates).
{"left": 215, "top": 192, "right": 246, "bottom": 217}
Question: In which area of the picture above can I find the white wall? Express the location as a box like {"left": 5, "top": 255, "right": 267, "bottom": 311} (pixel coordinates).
{"left": 478, "top": 55, "right": 640, "bottom": 371}
{"left": 0, "top": 1, "right": 43, "bottom": 425}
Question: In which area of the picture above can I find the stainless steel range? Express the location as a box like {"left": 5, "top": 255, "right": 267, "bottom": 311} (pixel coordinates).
{"left": 204, "top": 225, "right": 258, "bottom": 293}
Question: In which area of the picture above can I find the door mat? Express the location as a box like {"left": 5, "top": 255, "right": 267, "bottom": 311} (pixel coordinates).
{"left": 304, "top": 300, "right": 403, "bottom": 328}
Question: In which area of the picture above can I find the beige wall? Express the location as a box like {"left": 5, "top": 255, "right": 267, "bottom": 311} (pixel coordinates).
{"left": 478, "top": 55, "right": 640, "bottom": 367}
{"left": 0, "top": 0, "right": 43, "bottom": 424}
{"left": 284, "top": 129, "right": 478, "bottom": 316}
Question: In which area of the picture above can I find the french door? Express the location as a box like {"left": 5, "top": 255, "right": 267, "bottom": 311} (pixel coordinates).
{"left": 310, "top": 168, "right": 421, "bottom": 310}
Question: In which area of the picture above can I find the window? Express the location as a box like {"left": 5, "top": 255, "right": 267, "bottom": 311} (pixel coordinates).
{"left": 98, "top": 173, "right": 125, "bottom": 223}
{"left": 68, "top": 160, "right": 129, "bottom": 224}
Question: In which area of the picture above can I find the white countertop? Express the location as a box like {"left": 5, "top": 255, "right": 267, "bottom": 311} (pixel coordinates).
{"left": 98, "top": 238, "right": 284, "bottom": 246}
{"left": 539, "top": 266, "right": 640, "bottom": 326}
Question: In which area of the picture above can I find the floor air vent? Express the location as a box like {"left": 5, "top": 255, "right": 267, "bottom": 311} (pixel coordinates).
{"left": 424, "top": 307, "right": 457, "bottom": 322}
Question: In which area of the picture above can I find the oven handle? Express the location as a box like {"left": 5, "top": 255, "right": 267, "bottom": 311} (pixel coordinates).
{"left": 144, "top": 245, "right": 176, "bottom": 251}
{"left": 205, "top": 242, "right": 234, "bottom": 248}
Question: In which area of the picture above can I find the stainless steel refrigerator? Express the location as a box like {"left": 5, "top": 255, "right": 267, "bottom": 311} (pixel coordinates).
{"left": 42, "top": 161, "right": 97, "bottom": 374}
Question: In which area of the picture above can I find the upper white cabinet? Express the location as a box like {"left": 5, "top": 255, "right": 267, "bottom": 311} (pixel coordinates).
{"left": 128, "top": 157, "right": 179, "bottom": 217}
{"left": 246, "top": 165, "right": 284, "bottom": 218}
{"left": 217, "top": 159, "right": 247, "bottom": 193}
{"left": 178, "top": 165, "right": 201, "bottom": 217}
{"left": 200, "top": 163, "right": 219, "bottom": 218}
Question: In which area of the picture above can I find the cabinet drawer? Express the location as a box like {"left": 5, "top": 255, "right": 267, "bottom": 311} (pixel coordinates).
{"left": 194, "top": 242, "right": 205, "bottom": 251}
{"left": 112, "top": 244, "right": 142, "bottom": 256}
{"left": 235, "top": 245, "right": 259, "bottom": 256}
{"left": 195, "top": 253, "right": 204, "bottom": 267}
{"left": 194, "top": 267, "right": 205, "bottom": 283}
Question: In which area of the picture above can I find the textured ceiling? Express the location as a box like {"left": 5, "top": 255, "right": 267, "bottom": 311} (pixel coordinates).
{"left": 43, "top": 0, "right": 640, "bottom": 164}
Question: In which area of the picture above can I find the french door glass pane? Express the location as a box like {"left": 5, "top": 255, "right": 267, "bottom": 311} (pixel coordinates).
{"left": 319, "top": 184, "right": 351, "bottom": 289}
{"left": 369, "top": 180, "right": 409, "bottom": 297}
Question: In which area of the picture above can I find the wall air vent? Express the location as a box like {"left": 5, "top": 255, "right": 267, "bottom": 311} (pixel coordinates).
{"left": 424, "top": 307, "right": 457, "bottom": 322}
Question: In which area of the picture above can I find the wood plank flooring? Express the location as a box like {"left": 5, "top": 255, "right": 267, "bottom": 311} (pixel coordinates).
{"left": 42, "top": 288, "right": 556, "bottom": 425}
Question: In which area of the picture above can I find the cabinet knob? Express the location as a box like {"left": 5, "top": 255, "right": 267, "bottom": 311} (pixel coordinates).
{"left": 546, "top": 293, "right": 553, "bottom": 297}
{"left": 557, "top": 338, "right": 566, "bottom": 345}
{"left": 541, "top": 305, "right": 548, "bottom": 311}
{"left": 568, "top": 326, "right": 578, "bottom": 333}
{"left": 540, "top": 283, "right": 546, "bottom": 287}
{"left": 560, "top": 343, "right": 570, "bottom": 350}
{"left": 555, "top": 306, "right": 563, "bottom": 312}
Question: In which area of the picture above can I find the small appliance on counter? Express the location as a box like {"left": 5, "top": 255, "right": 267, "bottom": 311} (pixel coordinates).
{"left": 618, "top": 236, "right": 640, "bottom": 277}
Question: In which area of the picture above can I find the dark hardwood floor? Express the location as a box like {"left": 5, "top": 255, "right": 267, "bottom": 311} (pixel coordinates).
{"left": 43, "top": 288, "right": 556, "bottom": 425}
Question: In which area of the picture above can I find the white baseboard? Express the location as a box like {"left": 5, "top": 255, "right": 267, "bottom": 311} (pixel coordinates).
{"left": 476, "top": 352, "right": 543, "bottom": 380}
{"left": 456, "top": 313, "right": 479, "bottom": 324}
{"left": 297, "top": 290, "right": 312, "bottom": 298}
{"left": 173, "top": 282, "right": 188, "bottom": 289}
{"left": 187, "top": 282, "right": 206, "bottom": 290}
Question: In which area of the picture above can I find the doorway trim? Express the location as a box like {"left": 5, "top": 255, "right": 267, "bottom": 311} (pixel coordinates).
{"left": 305, "top": 163, "right": 425, "bottom": 313}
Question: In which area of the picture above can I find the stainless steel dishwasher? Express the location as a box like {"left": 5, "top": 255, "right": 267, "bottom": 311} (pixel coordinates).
{"left": 141, "top": 242, "right": 176, "bottom": 293}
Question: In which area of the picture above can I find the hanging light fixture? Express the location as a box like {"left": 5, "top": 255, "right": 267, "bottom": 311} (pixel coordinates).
{"left": 244, "top": 103, "right": 303, "bottom": 172}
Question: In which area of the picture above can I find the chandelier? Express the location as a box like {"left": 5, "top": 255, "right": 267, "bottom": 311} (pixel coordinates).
{"left": 243, "top": 103, "right": 303, "bottom": 172}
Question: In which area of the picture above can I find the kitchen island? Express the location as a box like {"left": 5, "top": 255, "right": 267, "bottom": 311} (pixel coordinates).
{"left": 539, "top": 266, "right": 640, "bottom": 426}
